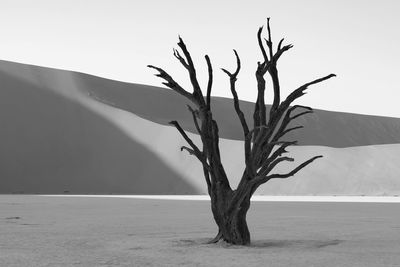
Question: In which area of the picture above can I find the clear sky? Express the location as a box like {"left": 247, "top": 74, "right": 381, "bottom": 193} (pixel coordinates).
{"left": 0, "top": 0, "right": 399, "bottom": 117}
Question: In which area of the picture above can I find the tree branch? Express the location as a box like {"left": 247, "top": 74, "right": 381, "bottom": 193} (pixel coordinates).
{"left": 253, "top": 75, "right": 267, "bottom": 141}
{"left": 180, "top": 145, "right": 195, "bottom": 155}
{"left": 169, "top": 120, "right": 202, "bottom": 157}
{"left": 177, "top": 37, "right": 205, "bottom": 105}
{"left": 221, "top": 49, "right": 249, "bottom": 137}
{"left": 203, "top": 166, "right": 212, "bottom": 194}
{"left": 254, "top": 23, "right": 277, "bottom": 142}
{"left": 205, "top": 55, "right": 213, "bottom": 110}
{"left": 243, "top": 125, "right": 269, "bottom": 176}
{"left": 258, "top": 156, "right": 294, "bottom": 177}
{"left": 290, "top": 110, "right": 313, "bottom": 121}
{"left": 256, "top": 141, "right": 297, "bottom": 173}
{"left": 273, "top": 125, "right": 304, "bottom": 142}
{"left": 273, "top": 43, "right": 294, "bottom": 61}
{"left": 269, "top": 66, "right": 280, "bottom": 116}
{"left": 269, "top": 105, "right": 312, "bottom": 143}
{"left": 173, "top": 48, "right": 189, "bottom": 69}
{"left": 278, "top": 125, "right": 304, "bottom": 138}
{"left": 264, "top": 155, "right": 323, "bottom": 180}
{"left": 277, "top": 38, "right": 284, "bottom": 51}
{"left": 222, "top": 49, "right": 252, "bottom": 173}
{"left": 172, "top": 121, "right": 213, "bottom": 173}
{"left": 257, "top": 26, "right": 268, "bottom": 63}
{"left": 147, "top": 65, "right": 198, "bottom": 105}
{"left": 187, "top": 105, "right": 201, "bottom": 135}
{"left": 266, "top": 18, "right": 273, "bottom": 61}
{"left": 180, "top": 144, "right": 208, "bottom": 164}
{"left": 283, "top": 74, "right": 336, "bottom": 109}
{"left": 265, "top": 74, "right": 335, "bottom": 145}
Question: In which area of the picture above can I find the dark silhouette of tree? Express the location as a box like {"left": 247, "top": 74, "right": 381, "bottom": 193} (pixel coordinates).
{"left": 148, "top": 18, "right": 335, "bottom": 245}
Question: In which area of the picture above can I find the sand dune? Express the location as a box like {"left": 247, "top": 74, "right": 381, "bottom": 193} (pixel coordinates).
{"left": 85, "top": 103, "right": 400, "bottom": 196}
{"left": 0, "top": 61, "right": 196, "bottom": 194}
{"left": 2, "top": 60, "right": 400, "bottom": 147}
{"left": 80, "top": 67, "right": 400, "bottom": 148}
{"left": 0, "top": 59, "right": 399, "bottom": 195}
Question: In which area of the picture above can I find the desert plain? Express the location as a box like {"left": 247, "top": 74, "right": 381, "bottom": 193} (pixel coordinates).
{"left": 1, "top": 195, "right": 399, "bottom": 267}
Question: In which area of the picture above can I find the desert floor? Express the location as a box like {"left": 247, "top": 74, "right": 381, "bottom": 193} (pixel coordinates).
{"left": 1, "top": 195, "right": 399, "bottom": 267}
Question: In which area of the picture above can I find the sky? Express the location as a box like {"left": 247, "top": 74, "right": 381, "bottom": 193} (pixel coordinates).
{"left": 0, "top": 0, "right": 399, "bottom": 117}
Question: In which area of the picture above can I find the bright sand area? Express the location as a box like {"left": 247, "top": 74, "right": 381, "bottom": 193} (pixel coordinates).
{"left": 1, "top": 195, "right": 399, "bottom": 266}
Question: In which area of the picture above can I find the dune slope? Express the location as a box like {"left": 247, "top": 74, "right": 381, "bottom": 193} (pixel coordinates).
{"left": 2, "top": 60, "right": 400, "bottom": 147}
{"left": 0, "top": 63, "right": 197, "bottom": 194}
{"left": 0, "top": 60, "right": 399, "bottom": 195}
{"left": 90, "top": 104, "right": 400, "bottom": 196}
{"left": 78, "top": 67, "right": 400, "bottom": 148}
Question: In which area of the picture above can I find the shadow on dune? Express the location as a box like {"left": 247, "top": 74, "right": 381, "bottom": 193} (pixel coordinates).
{"left": 80, "top": 69, "right": 400, "bottom": 148}
{"left": 1, "top": 60, "right": 399, "bottom": 149}
{"left": 0, "top": 70, "right": 197, "bottom": 194}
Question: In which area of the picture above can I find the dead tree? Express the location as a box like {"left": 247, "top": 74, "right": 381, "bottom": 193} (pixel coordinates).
{"left": 148, "top": 18, "right": 335, "bottom": 245}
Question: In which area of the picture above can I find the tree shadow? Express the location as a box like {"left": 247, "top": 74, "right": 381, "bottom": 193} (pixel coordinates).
{"left": 250, "top": 239, "right": 343, "bottom": 249}
{"left": 175, "top": 238, "right": 343, "bottom": 249}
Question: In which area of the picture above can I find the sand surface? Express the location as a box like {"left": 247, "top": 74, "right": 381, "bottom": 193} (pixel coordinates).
{"left": 1, "top": 195, "right": 399, "bottom": 267}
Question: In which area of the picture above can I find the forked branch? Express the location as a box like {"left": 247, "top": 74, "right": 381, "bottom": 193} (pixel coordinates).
{"left": 176, "top": 37, "right": 204, "bottom": 104}
{"left": 222, "top": 50, "right": 249, "bottom": 137}
{"left": 258, "top": 156, "right": 295, "bottom": 177}
{"left": 169, "top": 120, "right": 202, "bottom": 159}
{"left": 222, "top": 50, "right": 252, "bottom": 168}
{"left": 147, "top": 65, "right": 198, "bottom": 105}
{"left": 282, "top": 74, "right": 336, "bottom": 110}
{"left": 263, "top": 155, "right": 323, "bottom": 181}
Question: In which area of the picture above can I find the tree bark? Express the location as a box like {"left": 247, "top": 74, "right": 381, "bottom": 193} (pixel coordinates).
{"left": 210, "top": 185, "right": 251, "bottom": 245}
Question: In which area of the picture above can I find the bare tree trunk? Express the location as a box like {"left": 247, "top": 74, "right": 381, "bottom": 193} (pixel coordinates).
{"left": 222, "top": 196, "right": 251, "bottom": 245}
{"left": 208, "top": 182, "right": 251, "bottom": 245}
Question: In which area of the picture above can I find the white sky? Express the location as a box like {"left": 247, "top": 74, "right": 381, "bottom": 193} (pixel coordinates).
{"left": 0, "top": 0, "right": 399, "bottom": 117}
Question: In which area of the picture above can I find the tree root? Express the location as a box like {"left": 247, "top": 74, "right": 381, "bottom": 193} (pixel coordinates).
{"left": 207, "top": 230, "right": 223, "bottom": 244}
